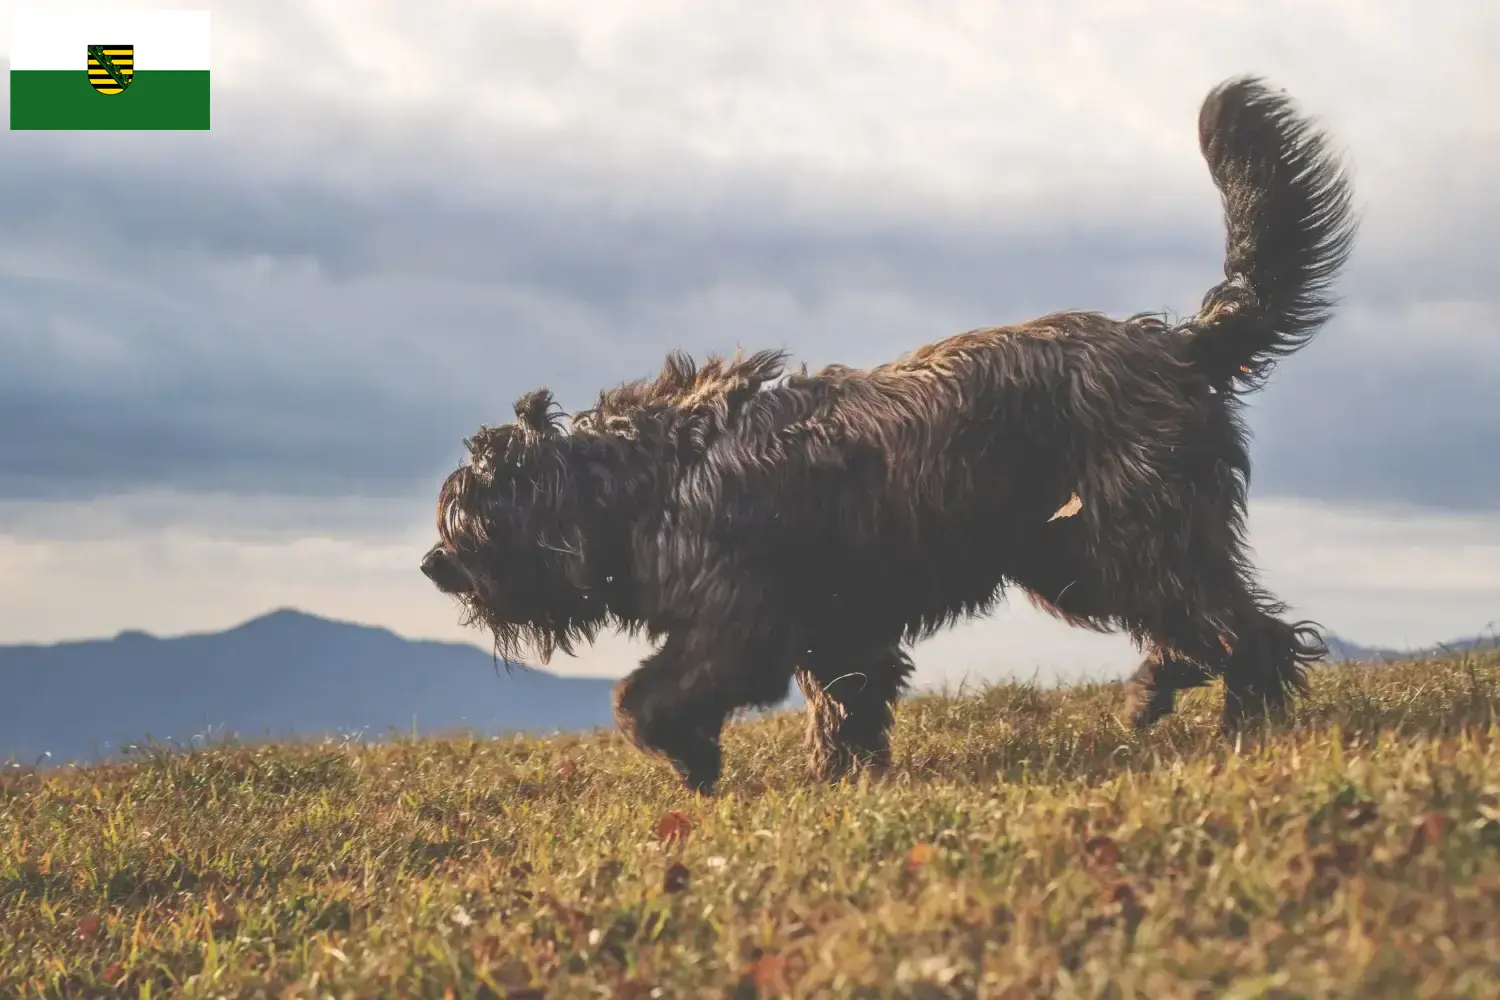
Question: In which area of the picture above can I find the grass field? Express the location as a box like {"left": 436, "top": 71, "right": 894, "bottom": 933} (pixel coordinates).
{"left": 4, "top": 651, "right": 1500, "bottom": 999}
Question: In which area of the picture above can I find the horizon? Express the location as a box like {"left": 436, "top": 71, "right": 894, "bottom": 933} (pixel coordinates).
{"left": 5, "top": 603, "right": 1493, "bottom": 671}
{"left": 3, "top": 1, "right": 1498, "bottom": 691}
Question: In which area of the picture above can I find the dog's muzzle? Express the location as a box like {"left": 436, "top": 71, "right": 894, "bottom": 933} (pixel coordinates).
{"left": 421, "top": 543, "right": 475, "bottom": 596}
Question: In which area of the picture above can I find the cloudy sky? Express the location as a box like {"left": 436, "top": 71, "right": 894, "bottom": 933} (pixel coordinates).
{"left": 2, "top": 0, "right": 1498, "bottom": 688}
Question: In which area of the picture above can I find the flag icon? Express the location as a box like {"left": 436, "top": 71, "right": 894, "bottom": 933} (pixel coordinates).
{"left": 10, "top": 10, "right": 210, "bottom": 130}
{"left": 87, "top": 45, "right": 136, "bottom": 95}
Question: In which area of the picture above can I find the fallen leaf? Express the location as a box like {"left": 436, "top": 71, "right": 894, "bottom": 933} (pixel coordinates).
{"left": 551, "top": 901, "right": 591, "bottom": 939}
{"left": 1048, "top": 493, "right": 1083, "bottom": 521}
{"left": 1408, "top": 812, "right": 1451, "bottom": 855}
{"left": 1109, "top": 882, "right": 1146, "bottom": 922}
{"left": 1298, "top": 842, "right": 1363, "bottom": 897}
{"left": 663, "top": 862, "right": 691, "bottom": 893}
{"left": 1085, "top": 835, "right": 1121, "bottom": 868}
{"left": 1109, "top": 882, "right": 1139, "bottom": 906}
{"left": 907, "top": 841, "right": 937, "bottom": 870}
{"left": 1479, "top": 819, "right": 1500, "bottom": 849}
{"left": 209, "top": 896, "right": 240, "bottom": 934}
{"left": 594, "top": 859, "right": 624, "bottom": 888}
{"left": 654, "top": 810, "right": 692, "bottom": 845}
{"left": 752, "top": 951, "right": 788, "bottom": 993}
{"left": 1329, "top": 841, "right": 1363, "bottom": 874}
{"left": 611, "top": 980, "right": 654, "bottom": 1000}
{"left": 1341, "top": 800, "right": 1380, "bottom": 828}
{"left": 470, "top": 934, "right": 506, "bottom": 964}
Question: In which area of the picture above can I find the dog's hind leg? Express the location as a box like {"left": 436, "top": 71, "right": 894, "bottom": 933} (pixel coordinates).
{"left": 1120, "top": 645, "right": 1215, "bottom": 729}
{"left": 1017, "top": 577, "right": 1216, "bottom": 730}
{"left": 1118, "top": 562, "right": 1318, "bottom": 736}
{"left": 1022, "top": 582, "right": 1215, "bottom": 730}
{"left": 1018, "top": 523, "right": 1307, "bottom": 736}
{"left": 1217, "top": 609, "right": 1324, "bottom": 734}
{"left": 1131, "top": 504, "right": 1321, "bottom": 733}
{"left": 796, "top": 641, "right": 914, "bottom": 782}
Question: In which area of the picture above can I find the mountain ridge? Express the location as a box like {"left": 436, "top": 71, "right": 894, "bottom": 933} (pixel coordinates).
{"left": 5, "top": 609, "right": 1492, "bottom": 767}
{"left": 0, "top": 609, "right": 619, "bottom": 767}
{"left": 1323, "top": 630, "right": 1499, "bottom": 663}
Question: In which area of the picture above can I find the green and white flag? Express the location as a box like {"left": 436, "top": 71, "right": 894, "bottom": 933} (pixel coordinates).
{"left": 10, "top": 9, "right": 210, "bottom": 130}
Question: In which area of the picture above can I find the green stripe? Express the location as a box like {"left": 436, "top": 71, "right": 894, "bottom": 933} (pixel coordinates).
{"left": 10, "top": 70, "right": 209, "bottom": 130}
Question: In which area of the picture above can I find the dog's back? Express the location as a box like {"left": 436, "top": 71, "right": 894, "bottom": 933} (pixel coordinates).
{"left": 673, "top": 76, "right": 1356, "bottom": 599}
{"left": 668, "top": 310, "right": 1229, "bottom": 632}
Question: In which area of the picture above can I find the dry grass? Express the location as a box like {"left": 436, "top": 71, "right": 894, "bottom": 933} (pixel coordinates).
{"left": 4, "top": 650, "right": 1500, "bottom": 998}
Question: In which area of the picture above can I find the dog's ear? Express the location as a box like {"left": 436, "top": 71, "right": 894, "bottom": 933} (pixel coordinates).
{"left": 463, "top": 425, "right": 508, "bottom": 471}
{"left": 513, "top": 387, "right": 563, "bottom": 437}
{"left": 464, "top": 421, "right": 536, "bottom": 469}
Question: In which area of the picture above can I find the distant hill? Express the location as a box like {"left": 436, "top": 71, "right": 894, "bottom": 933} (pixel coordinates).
{"left": 5, "top": 609, "right": 1490, "bottom": 767}
{"left": 0, "top": 610, "right": 619, "bottom": 767}
{"left": 1323, "top": 631, "right": 1500, "bottom": 663}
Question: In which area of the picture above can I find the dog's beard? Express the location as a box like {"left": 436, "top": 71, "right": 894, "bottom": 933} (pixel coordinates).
{"left": 454, "top": 588, "right": 605, "bottom": 667}
{"left": 440, "top": 529, "right": 610, "bottom": 666}
{"left": 437, "top": 448, "right": 615, "bottom": 666}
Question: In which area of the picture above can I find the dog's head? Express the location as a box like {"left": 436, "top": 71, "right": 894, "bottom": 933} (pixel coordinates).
{"left": 425, "top": 351, "right": 788, "bottom": 662}
{"left": 425, "top": 386, "right": 630, "bottom": 665}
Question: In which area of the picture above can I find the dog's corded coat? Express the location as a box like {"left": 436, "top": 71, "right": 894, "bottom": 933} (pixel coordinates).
{"left": 425, "top": 76, "right": 1357, "bottom": 793}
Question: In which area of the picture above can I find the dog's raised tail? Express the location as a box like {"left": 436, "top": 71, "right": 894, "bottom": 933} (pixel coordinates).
{"left": 1186, "top": 76, "right": 1357, "bottom": 393}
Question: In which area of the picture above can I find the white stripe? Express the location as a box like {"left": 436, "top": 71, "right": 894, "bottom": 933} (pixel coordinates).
{"left": 10, "top": 9, "right": 209, "bottom": 71}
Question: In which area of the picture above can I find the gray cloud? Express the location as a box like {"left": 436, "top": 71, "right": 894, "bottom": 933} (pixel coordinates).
{"left": 1253, "top": 344, "right": 1500, "bottom": 512}
{"left": 2, "top": 133, "right": 1498, "bottom": 512}
{"left": 1, "top": 0, "right": 1497, "bottom": 516}
{"left": 0, "top": 140, "right": 1217, "bottom": 503}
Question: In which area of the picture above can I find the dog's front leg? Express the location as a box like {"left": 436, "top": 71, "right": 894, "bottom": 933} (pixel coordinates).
{"left": 612, "top": 632, "right": 725, "bottom": 793}
{"left": 613, "top": 619, "right": 797, "bottom": 794}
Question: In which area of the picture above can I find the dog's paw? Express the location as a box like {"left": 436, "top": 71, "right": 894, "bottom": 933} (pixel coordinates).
{"left": 1121, "top": 682, "right": 1177, "bottom": 730}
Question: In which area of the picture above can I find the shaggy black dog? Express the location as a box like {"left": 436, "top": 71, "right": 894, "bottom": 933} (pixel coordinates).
{"left": 422, "top": 76, "right": 1356, "bottom": 794}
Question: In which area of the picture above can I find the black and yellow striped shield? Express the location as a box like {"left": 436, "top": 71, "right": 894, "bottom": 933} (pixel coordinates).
{"left": 86, "top": 44, "right": 134, "bottom": 95}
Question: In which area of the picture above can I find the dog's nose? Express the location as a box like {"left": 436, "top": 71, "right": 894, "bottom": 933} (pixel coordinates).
{"left": 422, "top": 544, "right": 476, "bottom": 595}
